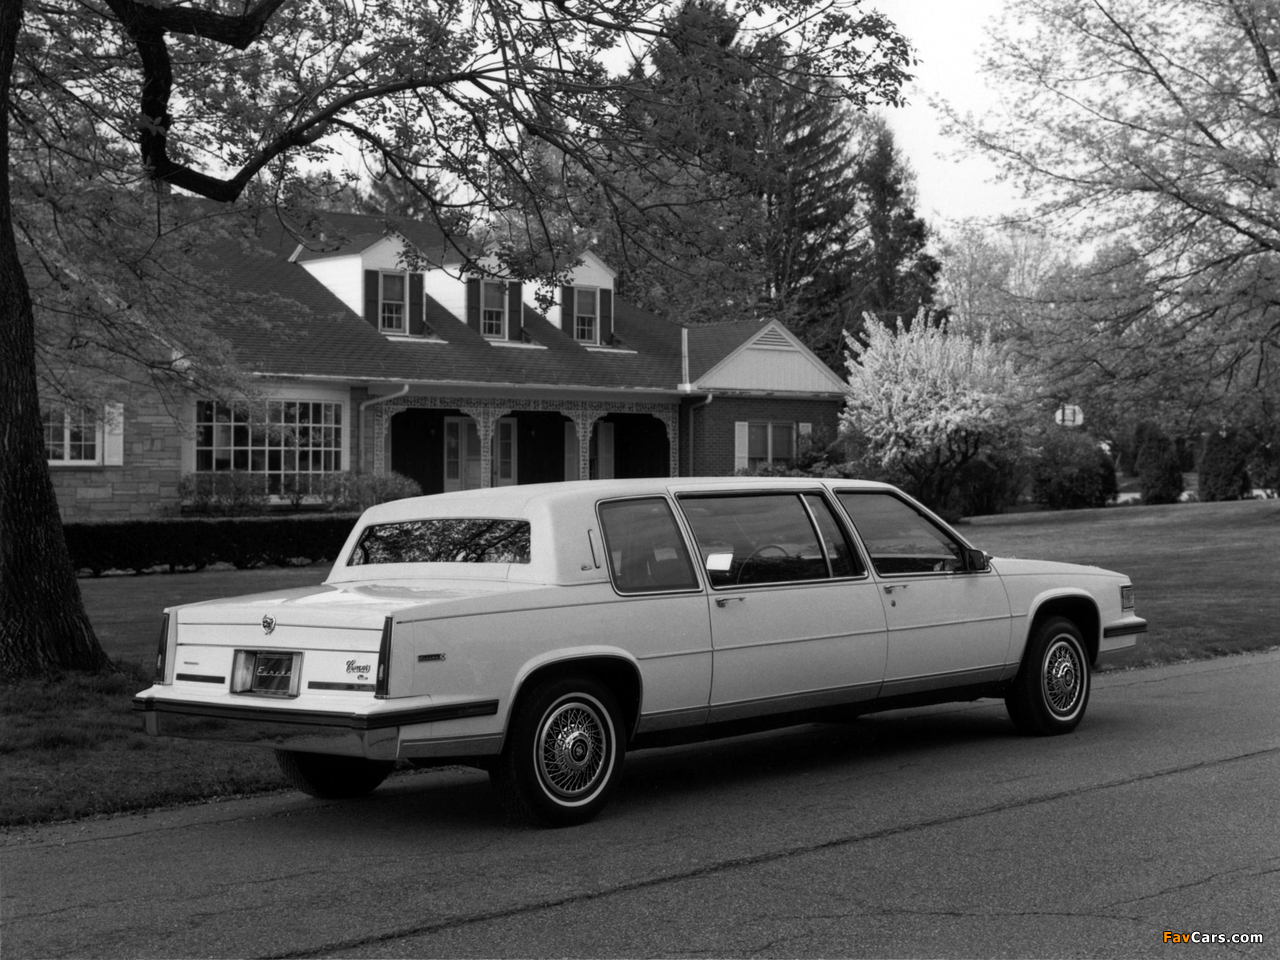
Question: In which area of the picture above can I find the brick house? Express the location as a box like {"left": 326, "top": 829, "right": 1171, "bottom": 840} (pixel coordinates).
{"left": 43, "top": 212, "right": 847, "bottom": 520}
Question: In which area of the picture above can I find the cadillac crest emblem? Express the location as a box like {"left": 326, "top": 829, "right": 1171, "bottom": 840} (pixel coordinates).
{"left": 262, "top": 614, "right": 276, "bottom": 635}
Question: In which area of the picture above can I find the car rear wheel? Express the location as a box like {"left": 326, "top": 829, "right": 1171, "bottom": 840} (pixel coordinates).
{"left": 491, "top": 675, "right": 624, "bottom": 827}
{"left": 1005, "top": 616, "right": 1091, "bottom": 736}
{"left": 274, "top": 750, "right": 395, "bottom": 799}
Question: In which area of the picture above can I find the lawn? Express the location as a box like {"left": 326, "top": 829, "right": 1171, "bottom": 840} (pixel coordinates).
{"left": 964, "top": 498, "right": 1280, "bottom": 667}
{"left": 3, "top": 499, "right": 1278, "bottom": 828}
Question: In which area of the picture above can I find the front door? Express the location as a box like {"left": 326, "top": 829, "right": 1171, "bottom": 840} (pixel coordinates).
{"left": 444, "top": 417, "right": 517, "bottom": 491}
{"left": 836, "top": 490, "right": 1011, "bottom": 696}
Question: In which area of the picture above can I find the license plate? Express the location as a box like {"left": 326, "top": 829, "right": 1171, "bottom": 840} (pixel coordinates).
{"left": 252, "top": 653, "right": 298, "bottom": 695}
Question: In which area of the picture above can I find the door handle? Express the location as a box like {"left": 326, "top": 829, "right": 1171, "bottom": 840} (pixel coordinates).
{"left": 883, "top": 584, "right": 908, "bottom": 594}
{"left": 715, "top": 596, "right": 745, "bottom": 607}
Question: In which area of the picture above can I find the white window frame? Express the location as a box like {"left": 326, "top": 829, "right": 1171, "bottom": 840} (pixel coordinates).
{"left": 192, "top": 399, "right": 344, "bottom": 498}
{"left": 481, "top": 280, "right": 507, "bottom": 339}
{"left": 379, "top": 271, "right": 407, "bottom": 333}
{"left": 734, "top": 420, "right": 797, "bottom": 472}
{"left": 573, "top": 286, "right": 598, "bottom": 344}
{"left": 44, "top": 403, "right": 123, "bottom": 467}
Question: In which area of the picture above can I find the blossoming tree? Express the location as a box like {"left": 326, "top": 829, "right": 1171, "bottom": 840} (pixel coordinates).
{"left": 841, "top": 315, "right": 1032, "bottom": 511}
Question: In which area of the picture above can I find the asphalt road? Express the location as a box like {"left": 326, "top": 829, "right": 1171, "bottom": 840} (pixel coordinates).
{"left": 4, "top": 652, "right": 1278, "bottom": 959}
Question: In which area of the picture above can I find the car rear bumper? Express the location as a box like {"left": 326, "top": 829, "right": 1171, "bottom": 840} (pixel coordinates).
{"left": 133, "top": 696, "right": 499, "bottom": 760}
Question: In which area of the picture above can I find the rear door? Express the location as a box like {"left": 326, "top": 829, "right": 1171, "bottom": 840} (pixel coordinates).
{"left": 677, "top": 491, "right": 887, "bottom": 722}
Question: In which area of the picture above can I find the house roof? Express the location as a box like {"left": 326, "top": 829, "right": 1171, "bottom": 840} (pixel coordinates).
{"left": 200, "top": 211, "right": 835, "bottom": 397}
{"left": 685, "top": 319, "right": 771, "bottom": 382}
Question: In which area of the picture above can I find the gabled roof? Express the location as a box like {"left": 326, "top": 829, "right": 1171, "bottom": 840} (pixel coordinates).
{"left": 691, "top": 320, "right": 846, "bottom": 395}
{"left": 686, "top": 319, "right": 772, "bottom": 382}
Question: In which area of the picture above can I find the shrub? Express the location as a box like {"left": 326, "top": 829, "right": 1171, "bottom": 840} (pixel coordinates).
{"left": 1198, "top": 429, "right": 1252, "bottom": 501}
{"left": 321, "top": 471, "right": 423, "bottom": 511}
{"left": 1031, "top": 429, "right": 1117, "bottom": 510}
{"left": 64, "top": 515, "right": 360, "bottom": 575}
{"left": 179, "top": 470, "right": 422, "bottom": 515}
{"left": 950, "top": 447, "right": 1029, "bottom": 517}
{"left": 178, "top": 472, "right": 269, "bottom": 515}
{"left": 1136, "top": 427, "right": 1184, "bottom": 504}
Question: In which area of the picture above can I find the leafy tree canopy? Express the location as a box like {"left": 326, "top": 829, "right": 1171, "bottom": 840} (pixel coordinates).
{"left": 942, "top": 0, "right": 1280, "bottom": 435}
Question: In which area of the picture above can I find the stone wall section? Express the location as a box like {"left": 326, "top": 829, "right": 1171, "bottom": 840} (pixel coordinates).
{"left": 49, "top": 398, "right": 184, "bottom": 520}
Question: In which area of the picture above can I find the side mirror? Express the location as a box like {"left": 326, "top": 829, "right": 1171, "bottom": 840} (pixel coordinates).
{"left": 962, "top": 547, "right": 990, "bottom": 572}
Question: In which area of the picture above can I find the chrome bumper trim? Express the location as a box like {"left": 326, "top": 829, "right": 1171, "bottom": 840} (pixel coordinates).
{"left": 132, "top": 697, "right": 499, "bottom": 760}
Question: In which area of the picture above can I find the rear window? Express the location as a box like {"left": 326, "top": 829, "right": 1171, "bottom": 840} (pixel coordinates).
{"left": 349, "top": 518, "right": 531, "bottom": 565}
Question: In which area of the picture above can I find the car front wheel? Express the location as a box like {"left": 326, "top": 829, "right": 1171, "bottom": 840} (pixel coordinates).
{"left": 1005, "top": 616, "right": 1091, "bottom": 736}
{"left": 491, "top": 675, "right": 625, "bottom": 827}
{"left": 274, "top": 750, "right": 395, "bottom": 799}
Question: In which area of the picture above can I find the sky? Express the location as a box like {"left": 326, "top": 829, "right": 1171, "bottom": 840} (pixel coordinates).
{"left": 868, "top": 0, "right": 1021, "bottom": 224}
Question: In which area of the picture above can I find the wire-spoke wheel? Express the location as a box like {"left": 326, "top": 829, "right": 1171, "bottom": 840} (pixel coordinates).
{"left": 491, "top": 675, "right": 624, "bottom": 827}
{"left": 1006, "top": 616, "right": 1091, "bottom": 736}
{"left": 537, "top": 700, "right": 609, "bottom": 800}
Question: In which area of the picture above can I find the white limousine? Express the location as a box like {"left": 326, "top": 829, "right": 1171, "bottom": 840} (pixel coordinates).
{"left": 134, "top": 478, "right": 1146, "bottom": 825}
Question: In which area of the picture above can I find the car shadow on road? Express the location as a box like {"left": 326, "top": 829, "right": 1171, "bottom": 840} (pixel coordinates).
{"left": 279, "top": 705, "right": 1025, "bottom": 833}
{"left": 615, "top": 705, "right": 1020, "bottom": 805}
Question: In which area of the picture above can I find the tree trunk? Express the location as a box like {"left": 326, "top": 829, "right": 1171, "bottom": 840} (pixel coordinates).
{"left": 0, "top": 0, "right": 110, "bottom": 681}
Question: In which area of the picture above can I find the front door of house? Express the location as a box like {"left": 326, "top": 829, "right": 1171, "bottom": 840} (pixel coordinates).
{"left": 444, "top": 417, "right": 517, "bottom": 492}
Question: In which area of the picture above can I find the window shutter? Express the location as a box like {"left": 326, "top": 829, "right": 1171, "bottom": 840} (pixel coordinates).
{"left": 561, "top": 285, "right": 573, "bottom": 333}
{"left": 409, "top": 274, "right": 425, "bottom": 336}
{"left": 507, "top": 281, "right": 523, "bottom": 341}
{"left": 598, "top": 422, "right": 615, "bottom": 479}
{"left": 734, "top": 421, "right": 749, "bottom": 473}
{"left": 564, "top": 422, "right": 579, "bottom": 480}
{"left": 363, "top": 271, "right": 380, "bottom": 329}
{"left": 103, "top": 403, "right": 125, "bottom": 466}
{"left": 466, "top": 278, "right": 480, "bottom": 332}
{"left": 599, "top": 289, "right": 613, "bottom": 345}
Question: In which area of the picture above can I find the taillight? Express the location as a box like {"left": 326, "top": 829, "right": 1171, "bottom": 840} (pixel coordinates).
{"left": 231, "top": 650, "right": 256, "bottom": 691}
{"left": 375, "top": 616, "right": 393, "bottom": 699}
{"left": 154, "top": 613, "right": 171, "bottom": 683}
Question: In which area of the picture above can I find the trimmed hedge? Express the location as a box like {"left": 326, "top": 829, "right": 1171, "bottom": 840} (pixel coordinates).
{"left": 64, "top": 514, "right": 361, "bottom": 575}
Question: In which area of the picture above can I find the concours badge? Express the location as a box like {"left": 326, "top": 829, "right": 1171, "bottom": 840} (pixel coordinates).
{"left": 262, "top": 614, "right": 276, "bottom": 635}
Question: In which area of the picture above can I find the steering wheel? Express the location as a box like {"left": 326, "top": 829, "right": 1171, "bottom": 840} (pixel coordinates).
{"left": 736, "top": 544, "right": 789, "bottom": 584}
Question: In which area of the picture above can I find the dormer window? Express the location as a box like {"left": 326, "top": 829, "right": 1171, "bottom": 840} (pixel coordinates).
{"left": 574, "top": 287, "right": 598, "bottom": 343}
{"left": 380, "top": 273, "right": 406, "bottom": 332}
{"left": 481, "top": 280, "right": 507, "bottom": 338}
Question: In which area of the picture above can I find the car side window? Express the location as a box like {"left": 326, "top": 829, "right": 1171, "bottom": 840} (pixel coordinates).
{"left": 837, "top": 491, "right": 964, "bottom": 576}
{"left": 678, "top": 493, "right": 830, "bottom": 588}
{"left": 598, "top": 498, "right": 700, "bottom": 593}
{"left": 802, "top": 494, "right": 866, "bottom": 578}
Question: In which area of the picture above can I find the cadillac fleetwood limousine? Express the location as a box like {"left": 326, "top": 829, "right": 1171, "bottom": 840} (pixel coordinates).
{"left": 134, "top": 478, "right": 1147, "bottom": 825}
